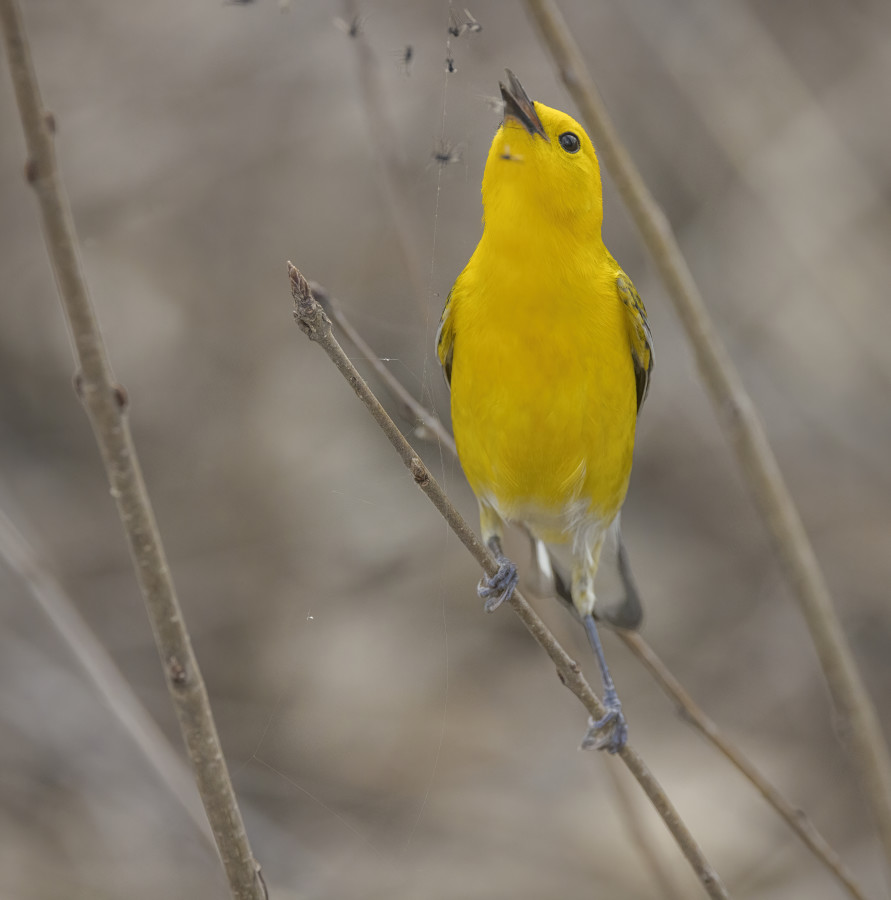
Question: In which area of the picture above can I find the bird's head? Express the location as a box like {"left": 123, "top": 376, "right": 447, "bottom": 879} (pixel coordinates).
{"left": 482, "top": 70, "right": 604, "bottom": 240}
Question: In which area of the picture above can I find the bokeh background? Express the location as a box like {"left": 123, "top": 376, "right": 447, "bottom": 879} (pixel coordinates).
{"left": 2, "top": 1, "right": 890, "bottom": 897}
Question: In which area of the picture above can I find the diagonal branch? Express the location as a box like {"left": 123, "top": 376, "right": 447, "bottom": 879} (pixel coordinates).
{"left": 619, "top": 632, "right": 868, "bottom": 900}
{"left": 604, "top": 761, "right": 688, "bottom": 900}
{"left": 309, "top": 282, "right": 456, "bottom": 453}
{"left": 340, "top": 0, "right": 429, "bottom": 312}
{"left": 290, "top": 263, "right": 729, "bottom": 900}
{"left": 0, "top": 3, "right": 264, "bottom": 898}
{"left": 0, "top": 506, "right": 216, "bottom": 851}
{"left": 523, "top": 0, "right": 891, "bottom": 879}
{"left": 310, "top": 280, "right": 868, "bottom": 900}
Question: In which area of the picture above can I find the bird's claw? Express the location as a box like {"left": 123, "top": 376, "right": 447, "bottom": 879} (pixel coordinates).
{"left": 477, "top": 558, "right": 519, "bottom": 612}
{"left": 580, "top": 690, "right": 627, "bottom": 754}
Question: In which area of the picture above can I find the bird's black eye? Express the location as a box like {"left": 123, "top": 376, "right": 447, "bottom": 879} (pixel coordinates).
{"left": 559, "top": 132, "right": 580, "bottom": 154}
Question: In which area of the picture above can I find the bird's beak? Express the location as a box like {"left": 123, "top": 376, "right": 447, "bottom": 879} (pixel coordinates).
{"left": 499, "top": 69, "right": 548, "bottom": 141}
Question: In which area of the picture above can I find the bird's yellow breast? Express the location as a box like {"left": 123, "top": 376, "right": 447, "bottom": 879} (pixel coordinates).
{"left": 448, "top": 238, "right": 637, "bottom": 544}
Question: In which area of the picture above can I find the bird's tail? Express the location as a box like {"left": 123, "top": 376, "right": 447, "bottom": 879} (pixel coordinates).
{"left": 534, "top": 530, "right": 644, "bottom": 631}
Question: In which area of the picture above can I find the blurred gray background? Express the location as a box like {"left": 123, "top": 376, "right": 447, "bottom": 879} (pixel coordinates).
{"left": 2, "top": 1, "right": 890, "bottom": 898}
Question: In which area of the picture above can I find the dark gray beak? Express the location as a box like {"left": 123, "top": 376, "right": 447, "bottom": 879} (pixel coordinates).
{"left": 499, "top": 69, "right": 548, "bottom": 141}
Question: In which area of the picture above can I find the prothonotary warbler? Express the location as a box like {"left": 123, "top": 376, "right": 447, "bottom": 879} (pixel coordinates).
{"left": 437, "top": 71, "right": 653, "bottom": 753}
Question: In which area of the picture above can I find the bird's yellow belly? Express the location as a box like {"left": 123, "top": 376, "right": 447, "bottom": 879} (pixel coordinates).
{"left": 450, "top": 303, "right": 636, "bottom": 544}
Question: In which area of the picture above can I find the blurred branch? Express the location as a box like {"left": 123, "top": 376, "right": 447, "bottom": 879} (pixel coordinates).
{"left": 309, "top": 280, "right": 456, "bottom": 452}
{"left": 0, "top": 506, "right": 216, "bottom": 852}
{"left": 340, "top": 0, "right": 428, "bottom": 310}
{"left": 604, "top": 761, "right": 687, "bottom": 900}
{"left": 524, "top": 0, "right": 891, "bottom": 878}
{"left": 0, "top": 4, "right": 264, "bottom": 899}
{"left": 290, "top": 263, "right": 729, "bottom": 900}
{"left": 620, "top": 632, "right": 868, "bottom": 900}
{"left": 307, "top": 279, "right": 869, "bottom": 900}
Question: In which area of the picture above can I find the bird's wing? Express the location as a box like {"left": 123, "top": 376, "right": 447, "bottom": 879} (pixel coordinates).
{"left": 616, "top": 273, "right": 654, "bottom": 413}
{"left": 436, "top": 288, "right": 456, "bottom": 389}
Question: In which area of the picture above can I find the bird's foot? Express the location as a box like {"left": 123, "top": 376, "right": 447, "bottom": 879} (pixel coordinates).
{"left": 478, "top": 556, "right": 519, "bottom": 612}
{"left": 580, "top": 688, "right": 627, "bottom": 754}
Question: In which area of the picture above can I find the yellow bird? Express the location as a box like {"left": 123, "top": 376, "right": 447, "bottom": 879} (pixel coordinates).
{"left": 437, "top": 71, "right": 653, "bottom": 753}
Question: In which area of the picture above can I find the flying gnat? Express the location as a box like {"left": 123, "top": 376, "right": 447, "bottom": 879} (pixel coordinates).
{"left": 480, "top": 94, "right": 505, "bottom": 117}
{"left": 431, "top": 140, "right": 462, "bottom": 167}
{"left": 449, "top": 8, "right": 482, "bottom": 37}
{"left": 334, "top": 13, "right": 363, "bottom": 38}
{"left": 398, "top": 44, "right": 413, "bottom": 75}
{"left": 462, "top": 10, "right": 482, "bottom": 33}
{"left": 445, "top": 56, "right": 457, "bottom": 74}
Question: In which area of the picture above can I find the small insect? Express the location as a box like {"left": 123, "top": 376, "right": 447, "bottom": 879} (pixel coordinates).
{"left": 334, "top": 13, "right": 363, "bottom": 38}
{"left": 445, "top": 56, "right": 457, "bottom": 74}
{"left": 432, "top": 140, "right": 462, "bottom": 166}
{"left": 480, "top": 94, "right": 505, "bottom": 116}
{"left": 448, "top": 8, "right": 482, "bottom": 37}
{"left": 462, "top": 9, "right": 482, "bottom": 33}
{"left": 399, "top": 44, "right": 413, "bottom": 75}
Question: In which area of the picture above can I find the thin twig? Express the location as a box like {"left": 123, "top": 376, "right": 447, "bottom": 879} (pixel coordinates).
{"left": 619, "top": 632, "right": 869, "bottom": 900}
{"left": 0, "top": 4, "right": 263, "bottom": 898}
{"left": 290, "top": 264, "right": 729, "bottom": 900}
{"left": 523, "top": 0, "right": 891, "bottom": 879}
{"left": 309, "top": 281, "right": 457, "bottom": 453}
{"left": 341, "top": 0, "right": 428, "bottom": 311}
{"left": 604, "top": 761, "right": 688, "bottom": 900}
{"left": 310, "top": 280, "right": 868, "bottom": 900}
{"left": 0, "top": 506, "right": 216, "bottom": 852}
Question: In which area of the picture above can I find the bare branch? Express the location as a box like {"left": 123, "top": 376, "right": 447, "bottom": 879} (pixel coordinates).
{"left": 311, "top": 280, "right": 869, "bottom": 900}
{"left": 0, "top": 3, "right": 263, "bottom": 897}
{"left": 0, "top": 507, "right": 216, "bottom": 851}
{"left": 604, "top": 762, "right": 688, "bottom": 900}
{"left": 340, "top": 0, "right": 428, "bottom": 311}
{"left": 620, "top": 633, "right": 869, "bottom": 900}
{"left": 290, "top": 263, "right": 729, "bottom": 900}
{"left": 523, "top": 0, "right": 891, "bottom": 877}
{"left": 309, "top": 281, "right": 457, "bottom": 453}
